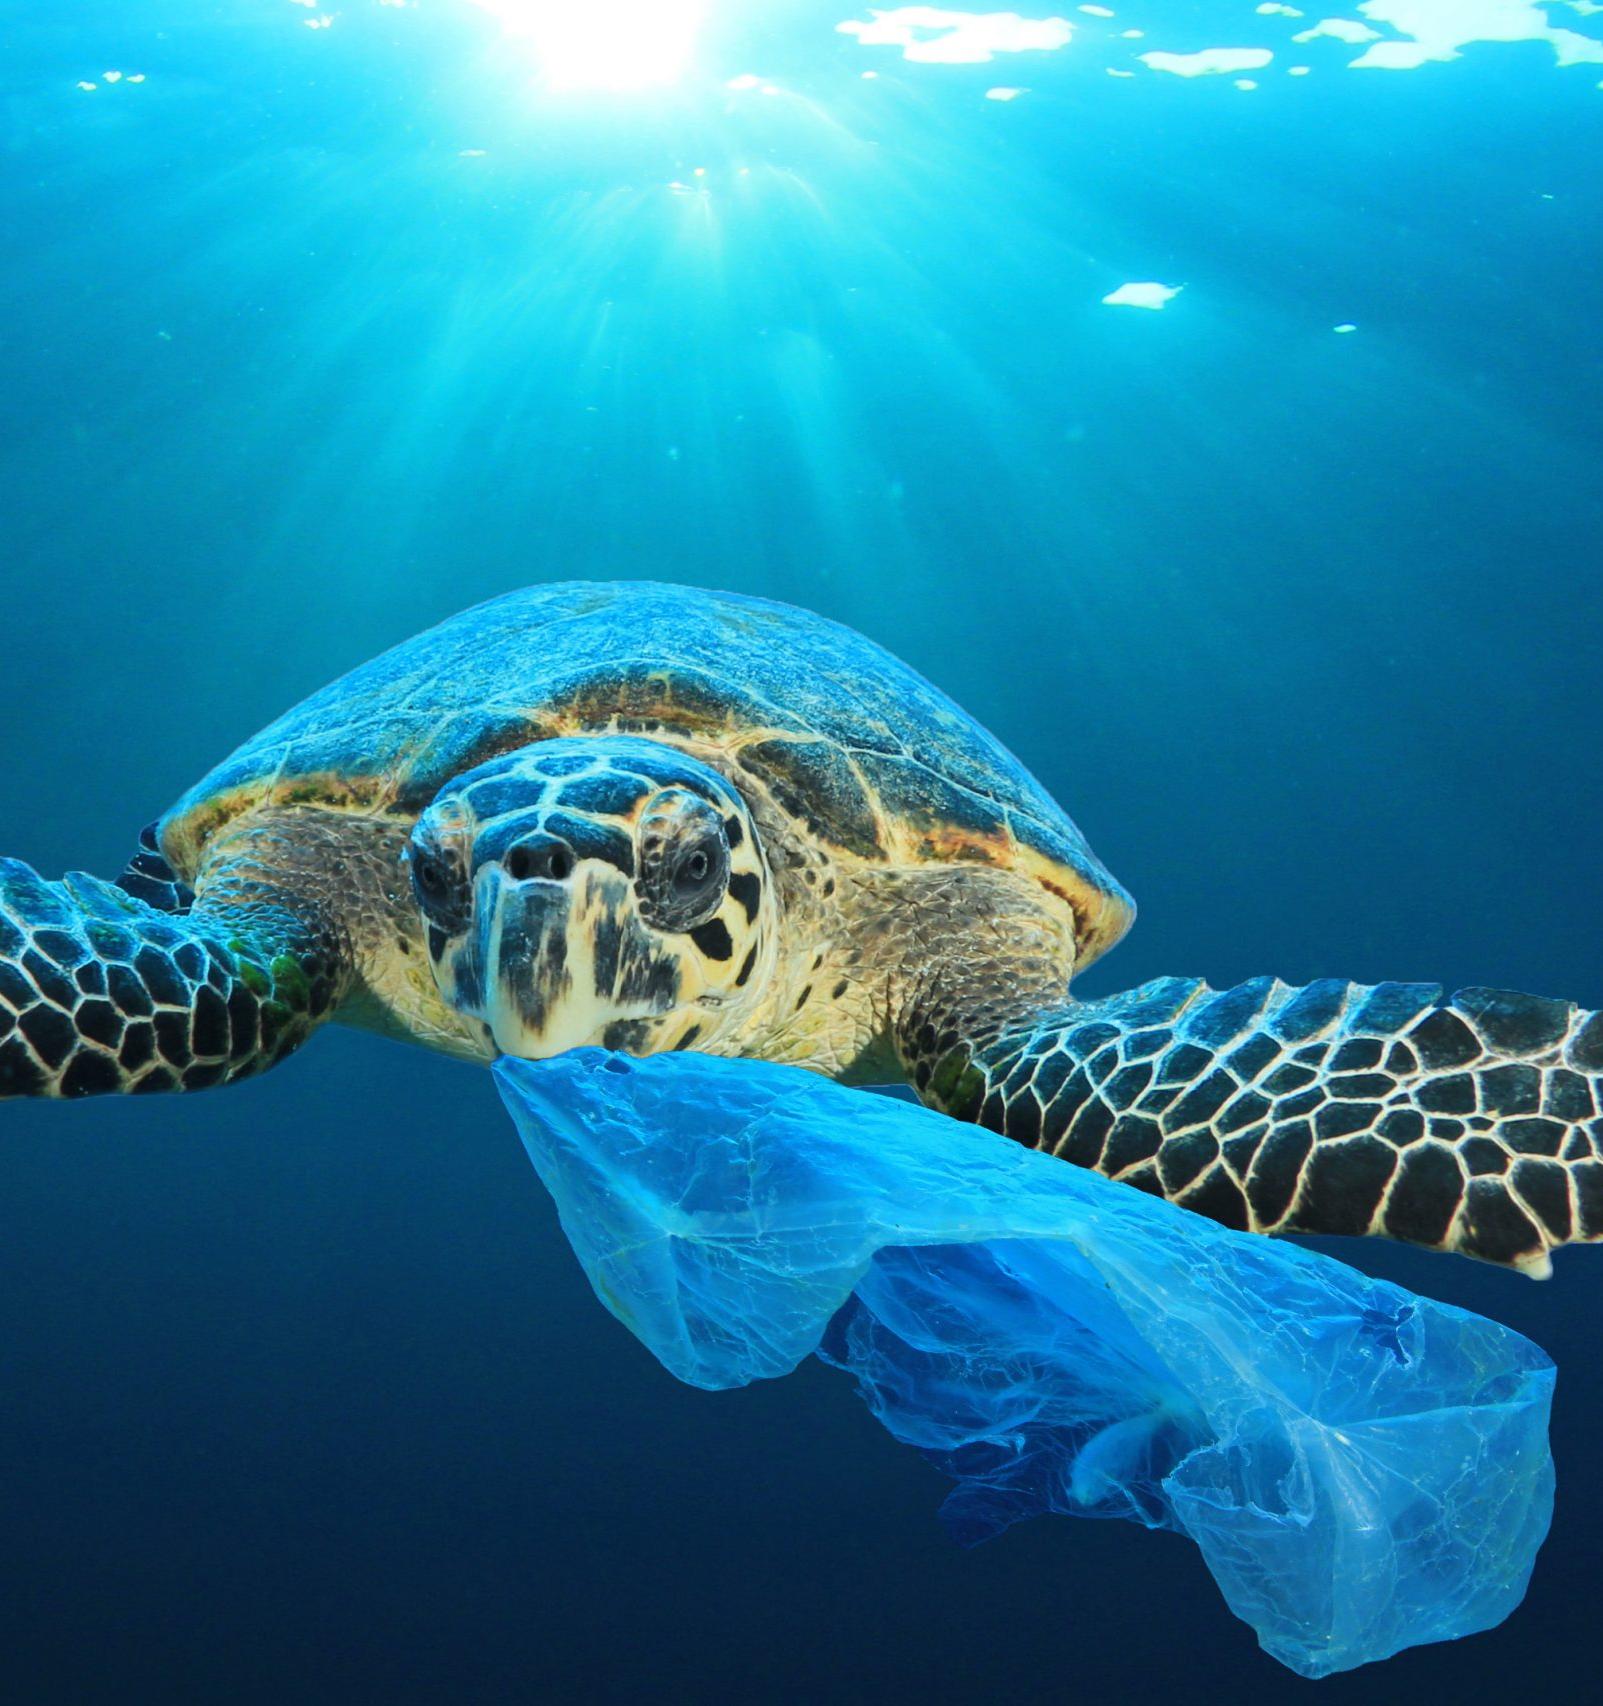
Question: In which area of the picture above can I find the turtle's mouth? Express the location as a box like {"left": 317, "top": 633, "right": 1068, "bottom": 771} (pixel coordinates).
{"left": 480, "top": 870, "right": 573, "bottom": 1052}
{"left": 463, "top": 864, "right": 689, "bottom": 1059}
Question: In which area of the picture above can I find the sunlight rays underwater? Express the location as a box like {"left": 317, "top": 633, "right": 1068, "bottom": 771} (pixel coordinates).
{"left": 38, "top": 0, "right": 1603, "bottom": 674}
{"left": 18, "top": 1, "right": 1601, "bottom": 816}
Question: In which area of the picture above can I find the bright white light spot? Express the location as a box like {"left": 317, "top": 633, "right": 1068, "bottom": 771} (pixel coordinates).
{"left": 103, "top": 70, "right": 122, "bottom": 82}
{"left": 1121, "top": 28, "right": 1144, "bottom": 38}
{"left": 1350, "top": 37, "right": 1427, "bottom": 65}
{"left": 1289, "top": 62, "right": 1312, "bottom": 72}
{"left": 288, "top": 0, "right": 317, "bottom": 7}
{"left": 1351, "top": 0, "right": 1603, "bottom": 71}
{"left": 1293, "top": 16, "right": 1380, "bottom": 42}
{"left": 985, "top": 84, "right": 1028, "bottom": 97}
{"left": 1334, "top": 322, "right": 1358, "bottom": 331}
{"left": 1103, "top": 281, "right": 1182, "bottom": 309}
{"left": 1106, "top": 65, "right": 1134, "bottom": 75}
{"left": 837, "top": 8, "right": 1074, "bottom": 65}
{"left": 726, "top": 72, "right": 762, "bottom": 89}
{"left": 1140, "top": 47, "right": 1274, "bottom": 75}
{"left": 1235, "top": 76, "right": 1259, "bottom": 86}
{"left": 469, "top": 0, "right": 707, "bottom": 90}
{"left": 75, "top": 80, "right": 97, "bottom": 91}
{"left": 1257, "top": 2, "right": 1304, "bottom": 13}
{"left": 459, "top": 147, "right": 488, "bottom": 155}
{"left": 1079, "top": 3, "right": 1114, "bottom": 14}
{"left": 304, "top": 14, "right": 333, "bottom": 27}
{"left": 128, "top": 72, "right": 147, "bottom": 83}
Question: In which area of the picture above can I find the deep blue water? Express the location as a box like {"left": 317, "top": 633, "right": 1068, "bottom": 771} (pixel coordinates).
{"left": 2, "top": 2, "right": 1601, "bottom": 1701}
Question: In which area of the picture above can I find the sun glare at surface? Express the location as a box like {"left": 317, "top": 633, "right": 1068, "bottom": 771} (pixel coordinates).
{"left": 467, "top": 0, "right": 708, "bottom": 90}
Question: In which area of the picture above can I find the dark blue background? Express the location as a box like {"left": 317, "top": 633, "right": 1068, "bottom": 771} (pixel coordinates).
{"left": 2, "top": 3, "right": 1600, "bottom": 1701}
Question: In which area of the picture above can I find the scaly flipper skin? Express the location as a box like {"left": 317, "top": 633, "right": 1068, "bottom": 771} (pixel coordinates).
{"left": 0, "top": 857, "right": 340, "bottom": 1098}
{"left": 912, "top": 976, "right": 1603, "bottom": 1273}
{"left": 116, "top": 822, "right": 196, "bottom": 915}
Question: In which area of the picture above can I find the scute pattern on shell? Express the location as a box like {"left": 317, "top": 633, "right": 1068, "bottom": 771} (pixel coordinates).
{"left": 162, "top": 582, "right": 1135, "bottom": 967}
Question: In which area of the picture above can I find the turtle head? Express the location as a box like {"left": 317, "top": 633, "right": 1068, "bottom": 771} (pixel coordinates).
{"left": 408, "top": 737, "right": 772, "bottom": 1059}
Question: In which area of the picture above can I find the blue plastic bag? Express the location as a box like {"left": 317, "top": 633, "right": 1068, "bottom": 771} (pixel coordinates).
{"left": 496, "top": 1049, "right": 1554, "bottom": 1678}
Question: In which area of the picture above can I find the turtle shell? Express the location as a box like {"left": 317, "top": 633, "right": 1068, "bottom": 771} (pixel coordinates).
{"left": 163, "top": 582, "right": 1134, "bottom": 967}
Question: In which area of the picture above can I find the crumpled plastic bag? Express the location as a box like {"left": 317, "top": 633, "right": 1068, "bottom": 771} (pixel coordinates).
{"left": 495, "top": 1049, "right": 1554, "bottom": 1678}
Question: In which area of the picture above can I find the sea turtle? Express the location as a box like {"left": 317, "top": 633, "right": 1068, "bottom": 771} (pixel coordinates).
{"left": 3, "top": 582, "right": 1600, "bottom": 1273}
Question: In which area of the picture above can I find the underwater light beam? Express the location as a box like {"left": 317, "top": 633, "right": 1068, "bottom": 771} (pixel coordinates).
{"left": 467, "top": 0, "right": 707, "bottom": 91}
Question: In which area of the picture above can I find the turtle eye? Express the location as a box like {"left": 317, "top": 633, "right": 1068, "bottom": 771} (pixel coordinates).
{"left": 408, "top": 842, "right": 466, "bottom": 926}
{"left": 637, "top": 791, "right": 731, "bottom": 933}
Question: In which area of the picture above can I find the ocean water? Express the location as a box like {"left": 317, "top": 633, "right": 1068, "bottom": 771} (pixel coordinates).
{"left": 1, "top": 2, "right": 1600, "bottom": 1702}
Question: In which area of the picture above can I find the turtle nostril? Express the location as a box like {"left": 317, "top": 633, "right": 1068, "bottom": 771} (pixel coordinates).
{"left": 506, "top": 838, "right": 574, "bottom": 884}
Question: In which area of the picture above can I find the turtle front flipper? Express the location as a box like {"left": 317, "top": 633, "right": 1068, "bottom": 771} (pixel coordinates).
{"left": 910, "top": 976, "right": 1603, "bottom": 1274}
{"left": 115, "top": 822, "right": 195, "bottom": 914}
{"left": 0, "top": 855, "right": 342, "bottom": 1098}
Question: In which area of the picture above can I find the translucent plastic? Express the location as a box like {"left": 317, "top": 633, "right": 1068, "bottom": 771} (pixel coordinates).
{"left": 496, "top": 1049, "right": 1554, "bottom": 1678}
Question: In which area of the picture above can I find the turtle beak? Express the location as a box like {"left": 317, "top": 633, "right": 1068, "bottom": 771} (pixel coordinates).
{"left": 471, "top": 860, "right": 689, "bottom": 1059}
{"left": 477, "top": 864, "right": 576, "bottom": 1056}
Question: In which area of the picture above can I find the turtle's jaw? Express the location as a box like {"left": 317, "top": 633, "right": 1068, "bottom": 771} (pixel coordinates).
{"left": 478, "top": 869, "right": 578, "bottom": 1055}
{"left": 451, "top": 863, "right": 694, "bottom": 1059}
